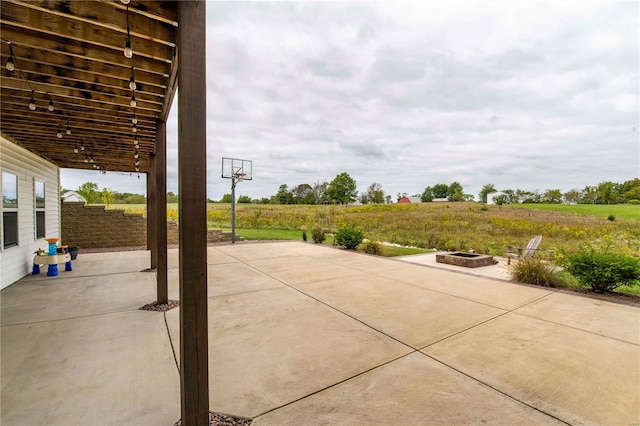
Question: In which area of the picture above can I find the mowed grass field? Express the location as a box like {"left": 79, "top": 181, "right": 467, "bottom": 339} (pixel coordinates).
{"left": 515, "top": 203, "right": 640, "bottom": 220}
{"left": 108, "top": 202, "right": 640, "bottom": 259}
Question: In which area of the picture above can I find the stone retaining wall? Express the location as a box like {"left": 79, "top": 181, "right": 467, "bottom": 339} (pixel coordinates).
{"left": 61, "top": 201, "right": 238, "bottom": 248}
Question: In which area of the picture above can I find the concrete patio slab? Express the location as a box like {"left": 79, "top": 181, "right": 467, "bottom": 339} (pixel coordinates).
{"left": 296, "top": 274, "right": 505, "bottom": 348}
{"left": 376, "top": 262, "right": 555, "bottom": 310}
{"left": 1, "top": 271, "right": 158, "bottom": 325}
{"left": 217, "top": 243, "right": 303, "bottom": 262}
{"left": 423, "top": 313, "right": 640, "bottom": 425}
{"left": 516, "top": 290, "right": 640, "bottom": 344}
{"left": 1, "top": 310, "right": 179, "bottom": 425}
{"left": 249, "top": 256, "right": 362, "bottom": 286}
{"left": 253, "top": 352, "right": 563, "bottom": 425}
{"left": 165, "top": 286, "right": 412, "bottom": 418}
{"left": 206, "top": 262, "right": 285, "bottom": 297}
{"left": 3, "top": 241, "right": 638, "bottom": 425}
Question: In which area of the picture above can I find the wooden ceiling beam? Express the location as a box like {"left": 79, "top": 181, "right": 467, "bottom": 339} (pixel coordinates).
{"left": 0, "top": 24, "right": 172, "bottom": 77}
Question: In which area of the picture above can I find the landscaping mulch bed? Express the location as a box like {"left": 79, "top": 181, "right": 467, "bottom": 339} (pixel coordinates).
{"left": 139, "top": 300, "right": 180, "bottom": 312}
{"left": 174, "top": 412, "right": 252, "bottom": 426}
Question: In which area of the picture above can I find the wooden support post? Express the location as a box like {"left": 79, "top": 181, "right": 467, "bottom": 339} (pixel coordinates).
{"left": 155, "top": 119, "right": 168, "bottom": 304}
{"left": 178, "top": 1, "right": 209, "bottom": 424}
{"left": 148, "top": 154, "right": 158, "bottom": 269}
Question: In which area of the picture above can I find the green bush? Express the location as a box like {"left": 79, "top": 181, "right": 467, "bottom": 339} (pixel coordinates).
{"left": 361, "top": 240, "right": 382, "bottom": 255}
{"left": 607, "top": 214, "right": 616, "bottom": 221}
{"left": 335, "top": 224, "right": 364, "bottom": 250}
{"left": 510, "top": 258, "right": 568, "bottom": 287}
{"left": 311, "top": 226, "right": 326, "bottom": 243}
{"left": 302, "top": 230, "right": 307, "bottom": 241}
{"left": 629, "top": 199, "right": 640, "bottom": 205}
{"left": 561, "top": 250, "right": 640, "bottom": 293}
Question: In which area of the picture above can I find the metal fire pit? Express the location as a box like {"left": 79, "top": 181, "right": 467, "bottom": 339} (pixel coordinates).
{"left": 436, "top": 252, "right": 495, "bottom": 268}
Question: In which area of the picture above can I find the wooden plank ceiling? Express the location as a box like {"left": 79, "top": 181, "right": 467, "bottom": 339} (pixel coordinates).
{"left": 0, "top": 0, "right": 178, "bottom": 173}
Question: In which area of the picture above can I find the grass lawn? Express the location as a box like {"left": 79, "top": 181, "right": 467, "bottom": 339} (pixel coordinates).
{"left": 514, "top": 203, "right": 640, "bottom": 220}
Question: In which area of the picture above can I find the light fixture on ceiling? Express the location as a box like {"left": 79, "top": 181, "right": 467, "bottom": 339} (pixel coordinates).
{"left": 132, "top": 124, "right": 137, "bottom": 133}
{"left": 132, "top": 114, "right": 138, "bottom": 125}
{"left": 6, "top": 43, "right": 15, "bottom": 71}
{"left": 84, "top": 155, "right": 89, "bottom": 163}
{"left": 134, "top": 138, "right": 139, "bottom": 148}
{"left": 130, "top": 93, "right": 136, "bottom": 108}
{"left": 57, "top": 124, "right": 63, "bottom": 139}
{"left": 129, "top": 69, "right": 137, "bottom": 90}
{"left": 48, "top": 95, "right": 54, "bottom": 112}
{"left": 66, "top": 121, "right": 71, "bottom": 135}
{"left": 80, "top": 141, "right": 85, "bottom": 151}
{"left": 121, "top": 0, "right": 130, "bottom": 4}
{"left": 134, "top": 150, "right": 139, "bottom": 159}
{"left": 28, "top": 90, "right": 36, "bottom": 110}
{"left": 74, "top": 143, "right": 79, "bottom": 154}
{"left": 124, "top": 4, "right": 133, "bottom": 58}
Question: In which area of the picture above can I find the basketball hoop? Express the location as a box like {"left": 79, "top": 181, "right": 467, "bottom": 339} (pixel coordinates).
{"left": 222, "top": 157, "right": 253, "bottom": 243}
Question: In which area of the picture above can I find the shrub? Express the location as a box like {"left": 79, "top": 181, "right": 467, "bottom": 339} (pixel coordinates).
{"left": 335, "top": 224, "right": 364, "bottom": 250}
{"left": 607, "top": 215, "right": 616, "bottom": 221}
{"left": 561, "top": 250, "right": 640, "bottom": 293}
{"left": 510, "top": 258, "right": 567, "bottom": 287}
{"left": 302, "top": 230, "right": 307, "bottom": 241}
{"left": 311, "top": 226, "right": 326, "bottom": 243}
{"left": 361, "top": 240, "right": 382, "bottom": 255}
{"left": 629, "top": 199, "right": 640, "bottom": 205}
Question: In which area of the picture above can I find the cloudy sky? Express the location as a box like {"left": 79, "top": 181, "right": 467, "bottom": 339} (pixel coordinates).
{"left": 62, "top": 0, "right": 639, "bottom": 201}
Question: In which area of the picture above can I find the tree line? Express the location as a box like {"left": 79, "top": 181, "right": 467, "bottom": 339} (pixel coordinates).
{"left": 477, "top": 178, "right": 640, "bottom": 205}
{"left": 69, "top": 176, "right": 640, "bottom": 206}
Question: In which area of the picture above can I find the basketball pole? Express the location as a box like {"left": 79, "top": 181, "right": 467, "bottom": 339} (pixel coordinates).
{"left": 231, "top": 177, "right": 237, "bottom": 243}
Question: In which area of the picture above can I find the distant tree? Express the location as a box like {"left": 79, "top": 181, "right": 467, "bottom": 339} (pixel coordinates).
{"left": 431, "top": 183, "right": 449, "bottom": 199}
{"left": 167, "top": 192, "right": 179, "bottom": 203}
{"left": 621, "top": 178, "right": 640, "bottom": 202}
{"left": 447, "top": 182, "right": 464, "bottom": 201}
{"left": 276, "top": 184, "right": 294, "bottom": 204}
{"left": 220, "top": 193, "right": 232, "bottom": 203}
{"left": 580, "top": 186, "right": 597, "bottom": 204}
{"left": 563, "top": 189, "right": 581, "bottom": 204}
{"left": 397, "top": 192, "right": 408, "bottom": 201}
{"left": 311, "top": 181, "right": 328, "bottom": 204}
{"left": 502, "top": 189, "right": 518, "bottom": 204}
{"left": 292, "top": 183, "right": 313, "bottom": 204}
{"left": 367, "top": 182, "right": 385, "bottom": 204}
{"left": 326, "top": 173, "right": 357, "bottom": 204}
{"left": 124, "top": 194, "right": 146, "bottom": 204}
{"left": 101, "top": 188, "right": 115, "bottom": 207}
{"left": 421, "top": 186, "right": 434, "bottom": 202}
{"left": 595, "top": 181, "right": 616, "bottom": 204}
{"left": 478, "top": 184, "right": 497, "bottom": 203}
{"left": 543, "top": 189, "right": 563, "bottom": 204}
{"left": 385, "top": 194, "right": 392, "bottom": 204}
{"left": 359, "top": 192, "right": 369, "bottom": 204}
{"left": 77, "top": 182, "right": 100, "bottom": 204}
{"left": 493, "top": 194, "right": 509, "bottom": 205}
{"left": 237, "top": 195, "right": 252, "bottom": 203}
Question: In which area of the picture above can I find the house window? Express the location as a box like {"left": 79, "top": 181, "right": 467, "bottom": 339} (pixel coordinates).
{"left": 2, "top": 171, "right": 18, "bottom": 249}
{"left": 35, "top": 180, "right": 45, "bottom": 239}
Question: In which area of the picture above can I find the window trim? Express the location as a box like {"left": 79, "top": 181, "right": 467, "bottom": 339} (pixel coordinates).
{"left": 2, "top": 170, "right": 19, "bottom": 250}
{"left": 35, "top": 179, "right": 45, "bottom": 240}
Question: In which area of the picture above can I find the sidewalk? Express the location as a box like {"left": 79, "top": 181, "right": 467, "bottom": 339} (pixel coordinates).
{"left": 2, "top": 242, "right": 638, "bottom": 425}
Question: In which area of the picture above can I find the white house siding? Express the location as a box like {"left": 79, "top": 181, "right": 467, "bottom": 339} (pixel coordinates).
{"left": 1, "top": 136, "right": 60, "bottom": 289}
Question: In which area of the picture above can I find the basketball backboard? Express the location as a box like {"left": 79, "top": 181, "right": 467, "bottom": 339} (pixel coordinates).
{"left": 222, "top": 157, "right": 252, "bottom": 180}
